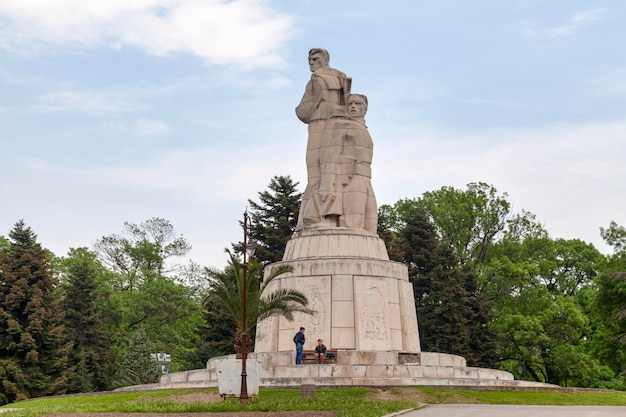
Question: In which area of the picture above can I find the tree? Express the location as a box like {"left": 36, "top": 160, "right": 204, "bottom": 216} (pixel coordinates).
{"left": 94, "top": 217, "right": 191, "bottom": 290}
{"left": 594, "top": 221, "right": 626, "bottom": 378}
{"left": 59, "top": 248, "right": 118, "bottom": 392}
{"left": 479, "top": 211, "right": 551, "bottom": 302}
{"left": 417, "top": 182, "right": 511, "bottom": 266}
{"left": 0, "top": 235, "right": 9, "bottom": 252}
{"left": 113, "top": 327, "right": 160, "bottom": 388}
{"left": 600, "top": 221, "right": 626, "bottom": 253}
{"left": 193, "top": 301, "right": 238, "bottom": 362}
{"left": 491, "top": 286, "right": 612, "bottom": 386}
{"left": 482, "top": 217, "right": 611, "bottom": 386}
{"left": 377, "top": 204, "right": 405, "bottom": 262}
{"left": 203, "top": 251, "right": 312, "bottom": 352}
{"left": 391, "top": 206, "right": 495, "bottom": 367}
{"left": 0, "top": 221, "right": 74, "bottom": 403}
{"left": 247, "top": 176, "right": 302, "bottom": 265}
{"left": 93, "top": 218, "right": 203, "bottom": 373}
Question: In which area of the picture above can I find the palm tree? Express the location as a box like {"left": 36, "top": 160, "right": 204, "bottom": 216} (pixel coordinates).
{"left": 203, "top": 250, "right": 313, "bottom": 354}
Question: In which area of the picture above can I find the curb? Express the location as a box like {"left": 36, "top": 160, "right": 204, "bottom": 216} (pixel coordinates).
{"left": 382, "top": 408, "right": 416, "bottom": 417}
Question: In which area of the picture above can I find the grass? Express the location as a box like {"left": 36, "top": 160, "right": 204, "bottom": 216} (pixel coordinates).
{"left": 1, "top": 387, "right": 625, "bottom": 417}
{"left": 417, "top": 387, "right": 626, "bottom": 406}
{"left": 0, "top": 387, "right": 417, "bottom": 417}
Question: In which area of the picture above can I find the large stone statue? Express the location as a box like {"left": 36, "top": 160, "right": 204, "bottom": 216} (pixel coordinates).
{"left": 255, "top": 48, "right": 420, "bottom": 357}
{"left": 295, "top": 49, "right": 378, "bottom": 232}
{"left": 295, "top": 48, "right": 351, "bottom": 230}
{"left": 318, "top": 94, "right": 378, "bottom": 232}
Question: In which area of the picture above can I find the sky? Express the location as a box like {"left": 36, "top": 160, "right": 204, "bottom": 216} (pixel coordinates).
{"left": 1, "top": 0, "right": 625, "bottom": 270}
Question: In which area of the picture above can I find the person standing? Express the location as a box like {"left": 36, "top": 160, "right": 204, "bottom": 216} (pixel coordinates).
{"left": 293, "top": 327, "right": 306, "bottom": 364}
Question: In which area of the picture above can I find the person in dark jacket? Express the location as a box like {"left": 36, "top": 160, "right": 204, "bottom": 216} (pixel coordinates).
{"left": 314, "top": 339, "right": 327, "bottom": 364}
{"left": 293, "top": 327, "right": 305, "bottom": 364}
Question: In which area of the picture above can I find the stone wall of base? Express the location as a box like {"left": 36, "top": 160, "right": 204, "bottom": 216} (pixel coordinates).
{"left": 255, "top": 258, "right": 421, "bottom": 354}
{"left": 119, "top": 350, "right": 557, "bottom": 392}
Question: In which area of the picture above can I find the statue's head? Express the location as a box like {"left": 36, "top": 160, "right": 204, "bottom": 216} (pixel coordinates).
{"left": 347, "top": 94, "right": 368, "bottom": 118}
{"left": 308, "top": 48, "right": 330, "bottom": 72}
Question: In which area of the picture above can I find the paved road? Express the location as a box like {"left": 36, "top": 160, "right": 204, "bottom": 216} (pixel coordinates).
{"left": 395, "top": 404, "right": 626, "bottom": 417}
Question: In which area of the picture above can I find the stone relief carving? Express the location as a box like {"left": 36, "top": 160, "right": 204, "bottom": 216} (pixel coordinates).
{"left": 360, "top": 286, "right": 387, "bottom": 340}
{"left": 304, "top": 284, "right": 326, "bottom": 336}
{"left": 295, "top": 48, "right": 377, "bottom": 232}
{"left": 255, "top": 317, "right": 270, "bottom": 345}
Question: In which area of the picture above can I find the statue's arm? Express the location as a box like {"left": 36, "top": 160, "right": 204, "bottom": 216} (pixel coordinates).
{"left": 295, "top": 77, "right": 325, "bottom": 123}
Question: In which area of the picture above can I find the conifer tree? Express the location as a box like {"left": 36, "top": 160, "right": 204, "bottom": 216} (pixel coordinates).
{"left": 247, "top": 176, "right": 302, "bottom": 264}
{"left": 114, "top": 327, "right": 160, "bottom": 388}
{"left": 0, "top": 220, "right": 74, "bottom": 403}
{"left": 60, "top": 248, "right": 117, "bottom": 392}
{"left": 394, "top": 207, "right": 495, "bottom": 367}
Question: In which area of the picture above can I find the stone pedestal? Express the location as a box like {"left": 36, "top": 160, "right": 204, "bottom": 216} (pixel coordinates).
{"left": 254, "top": 227, "right": 420, "bottom": 354}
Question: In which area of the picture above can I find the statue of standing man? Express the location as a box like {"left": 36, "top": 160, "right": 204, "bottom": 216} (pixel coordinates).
{"left": 295, "top": 48, "right": 351, "bottom": 230}
{"left": 295, "top": 49, "right": 378, "bottom": 233}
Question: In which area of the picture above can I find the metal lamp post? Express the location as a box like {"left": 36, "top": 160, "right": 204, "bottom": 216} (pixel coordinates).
{"left": 239, "top": 209, "right": 255, "bottom": 405}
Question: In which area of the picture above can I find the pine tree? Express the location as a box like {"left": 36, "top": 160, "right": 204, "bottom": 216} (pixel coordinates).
{"left": 395, "top": 207, "right": 495, "bottom": 367}
{"left": 0, "top": 220, "right": 74, "bottom": 403}
{"left": 247, "top": 176, "right": 302, "bottom": 264}
{"left": 196, "top": 304, "right": 237, "bottom": 361}
{"left": 60, "top": 248, "right": 117, "bottom": 392}
{"left": 114, "top": 327, "right": 160, "bottom": 388}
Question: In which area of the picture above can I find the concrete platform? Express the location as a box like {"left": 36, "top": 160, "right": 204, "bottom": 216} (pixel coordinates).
{"left": 154, "top": 350, "right": 558, "bottom": 390}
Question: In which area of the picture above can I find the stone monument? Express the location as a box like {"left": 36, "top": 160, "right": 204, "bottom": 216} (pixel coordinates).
{"left": 254, "top": 48, "right": 421, "bottom": 356}
{"left": 155, "top": 49, "right": 557, "bottom": 390}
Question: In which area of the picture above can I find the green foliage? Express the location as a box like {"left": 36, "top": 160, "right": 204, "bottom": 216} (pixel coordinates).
{"left": 0, "top": 220, "right": 75, "bottom": 403}
{"left": 203, "top": 251, "right": 313, "bottom": 351}
{"left": 594, "top": 270, "right": 626, "bottom": 375}
{"left": 94, "top": 217, "right": 191, "bottom": 289}
{"left": 0, "top": 235, "right": 9, "bottom": 252}
{"left": 417, "top": 182, "right": 511, "bottom": 265}
{"left": 93, "top": 218, "right": 204, "bottom": 372}
{"left": 601, "top": 221, "right": 626, "bottom": 254}
{"left": 113, "top": 327, "right": 160, "bottom": 388}
{"left": 387, "top": 205, "right": 495, "bottom": 367}
{"left": 190, "top": 306, "right": 237, "bottom": 364}
{"left": 382, "top": 185, "right": 615, "bottom": 388}
{"left": 247, "top": 175, "right": 302, "bottom": 265}
{"left": 59, "top": 248, "right": 118, "bottom": 392}
{"left": 491, "top": 285, "right": 613, "bottom": 386}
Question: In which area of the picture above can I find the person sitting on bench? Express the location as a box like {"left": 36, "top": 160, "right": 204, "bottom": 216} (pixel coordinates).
{"left": 314, "top": 339, "right": 327, "bottom": 364}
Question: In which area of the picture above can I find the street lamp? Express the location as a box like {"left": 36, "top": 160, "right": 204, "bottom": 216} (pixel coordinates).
{"left": 240, "top": 209, "right": 256, "bottom": 405}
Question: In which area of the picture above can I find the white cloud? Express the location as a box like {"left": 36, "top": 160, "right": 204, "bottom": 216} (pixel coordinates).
{"left": 134, "top": 118, "right": 170, "bottom": 136}
{"left": 19, "top": 137, "right": 303, "bottom": 206}
{"left": 589, "top": 67, "right": 626, "bottom": 97}
{"left": 35, "top": 89, "right": 139, "bottom": 113}
{"left": 521, "top": 7, "right": 607, "bottom": 39}
{"left": 0, "top": 0, "right": 293, "bottom": 68}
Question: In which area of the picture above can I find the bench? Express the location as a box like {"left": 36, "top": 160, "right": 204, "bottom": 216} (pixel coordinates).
{"left": 302, "top": 349, "right": 337, "bottom": 364}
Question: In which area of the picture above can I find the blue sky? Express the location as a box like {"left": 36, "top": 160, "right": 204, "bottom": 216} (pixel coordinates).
{"left": 1, "top": 0, "right": 625, "bottom": 269}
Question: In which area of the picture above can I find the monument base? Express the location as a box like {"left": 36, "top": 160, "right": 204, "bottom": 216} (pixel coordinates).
{"left": 151, "top": 351, "right": 558, "bottom": 390}
{"left": 255, "top": 228, "right": 421, "bottom": 353}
